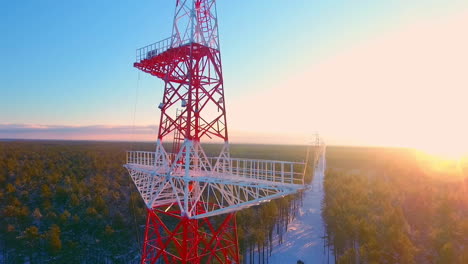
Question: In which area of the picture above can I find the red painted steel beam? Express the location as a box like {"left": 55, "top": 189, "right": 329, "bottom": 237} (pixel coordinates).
{"left": 141, "top": 205, "right": 239, "bottom": 264}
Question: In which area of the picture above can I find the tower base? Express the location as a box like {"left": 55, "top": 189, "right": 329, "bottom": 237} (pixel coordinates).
{"left": 141, "top": 204, "right": 239, "bottom": 264}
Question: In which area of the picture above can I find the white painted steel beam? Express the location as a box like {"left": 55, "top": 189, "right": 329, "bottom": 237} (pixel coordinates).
{"left": 125, "top": 140, "right": 326, "bottom": 219}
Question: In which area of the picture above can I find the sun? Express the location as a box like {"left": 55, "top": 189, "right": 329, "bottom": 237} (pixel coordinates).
{"left": 413, "top": 143, "right": 467, "bottom": 180}
{"left": 423, "top": 147, "right": 465, "bottom": 160}
{"left": 413, "top": 139, "right": 468, "bottom": 161}
{"left": 418, "top": 145, "right": 467, "bottom": 161}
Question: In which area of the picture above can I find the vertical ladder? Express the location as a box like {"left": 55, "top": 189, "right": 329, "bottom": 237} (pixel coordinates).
{"left": 171, "top": 109, "right": 185, "bottom": 164}
{"left": 196, "top": 0, "right": 212, "bottom": 44}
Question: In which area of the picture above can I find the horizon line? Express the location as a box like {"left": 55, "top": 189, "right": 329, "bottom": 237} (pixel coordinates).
{"left": 0, "top": 137, "right": 414, "bottom": 150}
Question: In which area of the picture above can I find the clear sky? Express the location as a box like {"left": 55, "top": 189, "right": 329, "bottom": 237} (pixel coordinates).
{"left": 1, "top": 0, "right": 467, "bottom": 153}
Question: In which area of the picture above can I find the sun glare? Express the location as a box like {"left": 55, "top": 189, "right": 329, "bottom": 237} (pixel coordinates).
{"left": 414, "top": 144, "right": 467, "bottom": 179}
{"left": 413, "top": 137, "right": 468, "bottom": 162}
{"left": 419, "top": 145, "right": 467, "bottom": 161}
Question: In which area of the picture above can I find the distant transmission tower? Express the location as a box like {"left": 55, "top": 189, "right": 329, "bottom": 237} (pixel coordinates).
{"left": 124, "top": 1, "right": 325, "bottom": 263}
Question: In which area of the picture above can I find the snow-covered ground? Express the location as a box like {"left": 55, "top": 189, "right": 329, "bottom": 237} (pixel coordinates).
{"left": 269, "top": 154, "right": 334, "bottom": 264}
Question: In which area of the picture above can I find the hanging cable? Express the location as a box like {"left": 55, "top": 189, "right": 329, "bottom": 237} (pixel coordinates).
{"left": 130, "top": 191, "right": 142, "bottom": 255}
{"left": 130, "top": 71, "right": 142, "bottom": 254}
{"left": 130, "top": 71, "right": 141, "bottom": 151}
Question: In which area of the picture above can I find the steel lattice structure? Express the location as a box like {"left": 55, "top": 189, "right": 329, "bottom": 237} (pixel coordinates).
{"left": 125, "top": 1, "right": 326, "bottom": 263}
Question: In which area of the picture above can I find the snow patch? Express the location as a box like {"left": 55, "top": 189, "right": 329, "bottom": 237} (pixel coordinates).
{"left": 269, "top": 156, "right": 334, "bottom": 263}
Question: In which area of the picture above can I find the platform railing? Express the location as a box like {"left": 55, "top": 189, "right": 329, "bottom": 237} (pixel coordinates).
{"left": 135, "top": 37, "right": 197, "bottom": 63}
{"left": 212, "top": 157, "right": 305, "bottom": 185}
{"left": 126, "top": 151, "right": 305, "bottom": 185}
{"left": 126, "top": 151, "right": 157, "bottom": 167}
{"left": 135, "top": 37, "right": 172, "bottom": 63}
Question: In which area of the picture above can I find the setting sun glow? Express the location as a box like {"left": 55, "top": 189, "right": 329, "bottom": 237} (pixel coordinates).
{"left": 416, "top": 141, "right": 468, "bottom": 161}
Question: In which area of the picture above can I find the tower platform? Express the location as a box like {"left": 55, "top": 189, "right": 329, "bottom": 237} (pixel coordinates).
{"left": 134, "top": 37, "right": 217, "bottom": 82}
{"left": 125, "top": 141, "right": 308, "bottom": 219}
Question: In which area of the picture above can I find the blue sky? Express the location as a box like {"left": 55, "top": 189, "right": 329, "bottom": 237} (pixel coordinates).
{"left": 1, "top": 0, "right": 467, "bottom": 149}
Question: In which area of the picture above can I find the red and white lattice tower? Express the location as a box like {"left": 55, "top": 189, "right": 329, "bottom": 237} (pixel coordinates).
{"left": 124, "top": 1, "right": 324, "bottom": 263}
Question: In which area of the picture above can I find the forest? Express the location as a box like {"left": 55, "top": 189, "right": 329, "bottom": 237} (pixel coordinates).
{"left": 0, "top": 141, "right": 310, "bottom": 263}
{"left": 323, "top": 146, "right": 468, "bottom": 263}
{"left": 2, "top": 140, "right": 466, "bottom": 264}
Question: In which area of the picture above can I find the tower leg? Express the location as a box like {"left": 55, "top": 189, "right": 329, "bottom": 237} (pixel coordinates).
{"left": 141, "top": 204, "right": 239, "bottom": 264}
